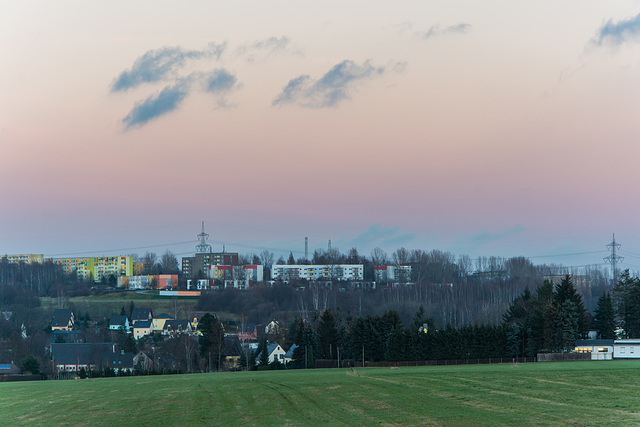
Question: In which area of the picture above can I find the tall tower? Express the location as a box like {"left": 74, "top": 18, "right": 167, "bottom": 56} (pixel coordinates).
{"left": 196, "top": 221, "right": 212, "bottom": 254}
{"left": 604, "top": 234, "right": 623, "bottom": 284}
{"left": 305, "top": 237, "right": 308, "bottom": 261}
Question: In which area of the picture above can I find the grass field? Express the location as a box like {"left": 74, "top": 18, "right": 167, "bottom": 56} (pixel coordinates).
{"left": 2, "top": 361, "right": 640, "bottom": 426}
{"left": 41, "top": 291, "right": 200, "bottom": 320}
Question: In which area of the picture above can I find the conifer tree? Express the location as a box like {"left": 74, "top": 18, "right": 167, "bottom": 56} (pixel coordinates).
{"left": 593, "top": 291, "right": 616, "bottom": 339}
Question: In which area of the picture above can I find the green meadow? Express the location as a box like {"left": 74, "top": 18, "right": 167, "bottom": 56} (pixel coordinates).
{"left": 2, "top": 361, "right": 640, "bottom": 426}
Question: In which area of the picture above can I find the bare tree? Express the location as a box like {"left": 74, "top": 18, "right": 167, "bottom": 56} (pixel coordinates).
{"left": 371, "top": 247, "right": 388, "bottom": 266}
{"left": 160, "top": 251, "right": 179, "bottom": 274}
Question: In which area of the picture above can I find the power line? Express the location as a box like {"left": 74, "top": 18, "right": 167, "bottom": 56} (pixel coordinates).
{"left": 45, "top": 240, "right": 198, "bottom": 257}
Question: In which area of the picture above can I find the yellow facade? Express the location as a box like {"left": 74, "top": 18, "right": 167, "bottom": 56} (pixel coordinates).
{"left": 49, "top": 256, "right": 133, "bottom": 281}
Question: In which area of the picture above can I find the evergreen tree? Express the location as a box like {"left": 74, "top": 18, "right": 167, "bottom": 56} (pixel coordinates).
{"left": 316, "top": 309, "right": 338, "bottom": 359}
{"left": 258, "top": 338, "right": 270, "bottom": 367}
{"left": 199, "top": 313, "right": 225, "bottom": 371}
{"left": 593, "top": 291, "right": 616, "bottom": 339}
{"left": 612, "top": 270, "right": 640, "bottom": 338}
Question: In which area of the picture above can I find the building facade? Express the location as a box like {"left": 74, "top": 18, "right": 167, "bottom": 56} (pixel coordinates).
{"left": 182, "top": 252, "right": 239, "bottom": 278}
{"left": 1, "top": 254, "right": 44, "bottom": 264}
{"left": 49, "top": 256, "right": 133, "bottom": 281}
{"left": 374, "top": 265, "right": 413, "bottom": 283}
{"left": 271, "top": 264, "right": 363, "bottom": 281}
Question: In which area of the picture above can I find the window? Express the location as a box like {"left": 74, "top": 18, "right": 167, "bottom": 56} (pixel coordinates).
{"left": 632, "top": 347, "right": 635, "bottom": 354}
{"left": 621, "top": 347, "right": 626, "bottom": 354}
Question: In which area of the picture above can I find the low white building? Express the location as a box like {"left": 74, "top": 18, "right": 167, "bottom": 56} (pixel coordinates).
{"left": 271, "top": 264, "right": 363, "bottom": 281}
{"left": 574, "top": 339, "right": 614, "bottom": 360}
{"left": 614, "top": 339, "right": 640, "bottom": 359}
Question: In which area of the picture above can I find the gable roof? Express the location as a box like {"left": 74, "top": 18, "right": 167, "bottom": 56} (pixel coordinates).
{"left": 155, "top": 313, "right": 174, "bottom": 320}
{"left": 0, "top": 362, "right": 20, "bottom": 375}
{"left": 51, "top": 309, "right": 74, "bottom": 327}
{"left": 51, "top": 343, "right": 113, "bottom": 365}
{"left": 257, "top": 343, "right": 284, "bottom": 359}
{"left": 284, "top": 344, "right": 298, "bottom": 358}
{"left": 131, "top": 308, "right": 152, "bottom": 321}
{"left": 109, "top": 315, "right": 128, "bottom": 326}
{"left": 164, "top": 319, "right": 191, "bottom": 331}
{"left": 133, "top": 320, "right": 152, "bottom": 329}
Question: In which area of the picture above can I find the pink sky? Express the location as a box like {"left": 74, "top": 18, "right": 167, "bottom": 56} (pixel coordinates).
{"left": 1, "top": 2, "right": 640, "bottom": 270}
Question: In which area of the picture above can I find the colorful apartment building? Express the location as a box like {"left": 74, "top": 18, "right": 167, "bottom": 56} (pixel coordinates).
{"left": 49, "top": 256, "right": 133, "bottom": 281}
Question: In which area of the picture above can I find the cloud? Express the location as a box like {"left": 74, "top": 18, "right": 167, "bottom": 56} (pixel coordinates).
{"left": 590, "top": 12, "right": 640, "bottom": 47}
{"left": 111, "top": 43, "right": 226, "bottom": 92}
{"left": 122, "top": 82, "right": 189, "bottom": 129}
{"left": 415, "top": 23, "right": 471, "bottom": 40}
{"left": 203, "top": 69, "right": 237, "bottom": 94}
{"left": 336, "top": 224, "right": 417, "bottom": 251}
{"left": 465, "top": 225, "right": 525, "bottom": 244}
{"left": 236, "top": 36, "right": 303, "bottom": 62}
{"left": 272, "top": 59, "right": 388, "bottom": 108}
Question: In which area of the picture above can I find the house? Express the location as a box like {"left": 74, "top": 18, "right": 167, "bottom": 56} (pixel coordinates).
{"left": 284, "top": 344, "right": 298, "bottom": 365}
{"left": 224, "top": 336, "right": 243, "bottom": 369}
{"left": 256, "top": 343, "right": 286, "bottom": 364}
{"left": 132, "top": 320, "right": 153, "bottom": 340}
{"left": 265, "top": 320, "right": 281, "bottom": 335}
{"left": 0, "top": 362, "right": 20, "bottom": 375}
{"left": 189, "top": 312, "right": 206, "bottom": 331}
{"left": 134, "top": 351, "right": 153, "bottom": 371}
{"left": 162, "top": 320, "right": 193, "bottom": 337}
{"left": 613, "top": 339, "right": 640, "bottom": 359}
{"left": 574, "top": 339, "right": 614, "bottom": 360}
{"left": 153, "top": 313, "right": 174, "bottom": 332}
{"left": 238, "top": 323, "right": 259, "bottom": 341}
{"left": 51, "top": 309, "right": 75, "bottom": 331}
{"left": 51, "top": 343, "right": 133, "bottom": 374}
{"left": 131, "top": 308, "right": 153, "bottom": 325}
{"left": 108, "top": 315, "right": 130, "bottom": 332}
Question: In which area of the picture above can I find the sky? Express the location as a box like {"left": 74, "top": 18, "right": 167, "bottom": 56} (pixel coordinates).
{"left": 1, "top": 1, "right": 640, "bottom": 271}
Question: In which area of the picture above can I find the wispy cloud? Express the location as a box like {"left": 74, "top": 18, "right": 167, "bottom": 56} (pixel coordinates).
{"left": 203, "top": 69, "right": 238, "bottom": 94}
{"left": 465, "top": 225, "right": 525, "bottom": 244}
{"left": 415, "top": 23, "right": 471, "bottom": 41}
{"left": 590, "top": 12, "right": 640, "bottom": 47}
{"left": 337, "top": 224, "right": 417, "bottom": 251}
{"left": 122, "top": 82, "right": 190, "bottom": 129}
{"left": 111, "top": 43, "right": 226, "bottom": 92}
{"left": 272, "top": 59, "right": 389, "bottom": 108}
{"left": 236, "top": 36, "right": 301, "bottom": 61}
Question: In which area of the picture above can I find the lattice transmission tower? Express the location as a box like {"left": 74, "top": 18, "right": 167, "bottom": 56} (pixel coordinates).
{"left": 196, "top": 221, "right": 212, "bottom": 253}
{"left": 604, "top": 234, "right": 623, "bottom": 284}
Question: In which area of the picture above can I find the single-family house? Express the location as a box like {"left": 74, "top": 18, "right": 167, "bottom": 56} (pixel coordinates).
{"left": 256, "top": 343, "right": 286, "bottom": 364}
{"left": 108, "top": 315, "right": 130, "bottom": 332}
{"left": 238, "top": 323, "right": 259, "bottom": 341}
{"left": 132, "top": 320, "right": 153, "bottom": 340}
{"left": 284, "top": 344, "right": 298, "bottom": 365}
{"left": 0, "top": 362, "right": 20, "bottom": 375}
{"left": 51, "top": 343, "right": 133, "bottom": 374}
{"left": 265, "top": 320, "right": 281, "bottom": 335}
{"left": 153, "top": 313, "right": 174, "bottom": 333}
{"left": 134, "top": 351, "right": 153, "bottom": 371}
{"left": 131, "top": 308, "right": 153, "bottom": 325}
{"left": 51, "top": 309, "right": 75, "bottom": 331}
{"left": 162, "top": 320, "right": 193, "bottom": 337}
{"left": 224, "top": 336, "right": 243, "bottom": 369}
